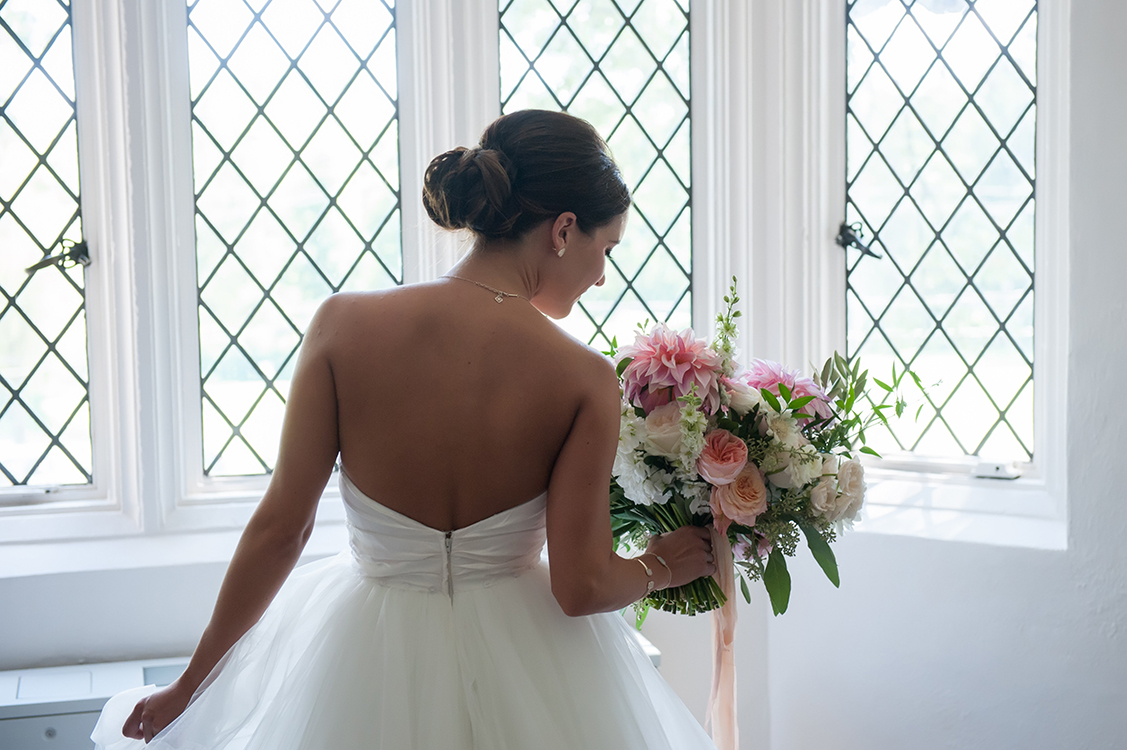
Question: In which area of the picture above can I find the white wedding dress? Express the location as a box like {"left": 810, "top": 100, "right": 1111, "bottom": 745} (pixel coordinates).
{"left": 92, "top": 473, "right": 717, "bottom": 749}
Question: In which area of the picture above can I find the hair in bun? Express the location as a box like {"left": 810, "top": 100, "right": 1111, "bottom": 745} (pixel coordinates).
{"left": 422, "top": 110, "right": 630, "bottom": 241}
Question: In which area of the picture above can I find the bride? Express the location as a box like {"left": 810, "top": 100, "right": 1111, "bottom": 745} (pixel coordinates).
{"left": 93, "top": 109, "right": 719, "bottom": 749}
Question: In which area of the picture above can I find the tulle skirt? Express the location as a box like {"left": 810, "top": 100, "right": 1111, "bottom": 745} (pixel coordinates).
{"left": 92, "top": 551, "right": 716, "bottom": 750}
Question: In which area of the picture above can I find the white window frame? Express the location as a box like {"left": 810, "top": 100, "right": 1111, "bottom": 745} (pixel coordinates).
{"left": 0, "top": 0, "right": 747, "bottom": 573}
{"left": 4, "top": 0, "right": 1058, "bottom": 575}
{"left": 753, "top": 0, "right": 1070, "bottom": 550}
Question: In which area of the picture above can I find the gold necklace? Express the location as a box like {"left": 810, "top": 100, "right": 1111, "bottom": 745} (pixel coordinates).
{"left": 444, "top": 274, "right": 529, "bottom": 304}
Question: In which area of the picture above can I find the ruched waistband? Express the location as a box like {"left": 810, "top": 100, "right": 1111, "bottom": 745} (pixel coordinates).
{"left": 339, "top": 473, "right": 548, "bottom": 597}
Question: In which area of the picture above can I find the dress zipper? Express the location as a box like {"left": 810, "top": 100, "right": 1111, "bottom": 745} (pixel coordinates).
{"left": 444, "top": 530, "right": 454, "bottom": 600}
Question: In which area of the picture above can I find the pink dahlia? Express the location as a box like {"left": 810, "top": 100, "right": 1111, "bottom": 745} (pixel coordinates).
{"left": 741, "top": 359, "right": 834, "bottom": 426}
{"left": 616, "top": 324, "right": 723, "bottom": 414}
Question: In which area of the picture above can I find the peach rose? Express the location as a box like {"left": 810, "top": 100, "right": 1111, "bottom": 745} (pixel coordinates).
{"left": 696, "top": 429, "right": 748, "bottom": 486}
{"left": 710, "top": 464, "right": 769, "bottom": 529}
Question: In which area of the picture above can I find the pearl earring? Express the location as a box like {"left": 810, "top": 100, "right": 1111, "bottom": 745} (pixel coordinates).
{"left": 557, "top": 245, "right": 566, "bottom": 257}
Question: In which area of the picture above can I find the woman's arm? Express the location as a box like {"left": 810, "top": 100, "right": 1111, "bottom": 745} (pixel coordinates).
{"left": 546, "top": 356, "right": 715, "bottom": 617}
{"left": 122, "top": 300, "right": 343, "bottom": 741}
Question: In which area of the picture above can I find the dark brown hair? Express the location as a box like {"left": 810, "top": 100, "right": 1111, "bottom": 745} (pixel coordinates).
{"left": 422, "top": 110, "right": 631, "bottom": 241}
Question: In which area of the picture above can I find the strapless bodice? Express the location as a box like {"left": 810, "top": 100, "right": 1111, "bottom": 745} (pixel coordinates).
{"left": 340, "top": 473, "right": 547, "bottom": 596}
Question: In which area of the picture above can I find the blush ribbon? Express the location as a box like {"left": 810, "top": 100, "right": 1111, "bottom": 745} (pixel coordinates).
{"left": 706, "top": 526, "right": 738, "bottom": 750}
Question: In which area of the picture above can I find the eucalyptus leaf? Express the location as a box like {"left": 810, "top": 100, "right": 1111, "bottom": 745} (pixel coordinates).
{"left": 616, "top": 357, "right": 633, "bottom": 378}
{"left": 763, "top": 548, "right": 792, "bottom": 615}
{"left": 860, "top": 445, "right": 881, "bottom": 457}
{"left": 778, "top": 382, "right": 792, "bottom": 402}
{"left": 797, "top": 521, "right": 840, "bottom": 587}
{"left": 873, "top": 377, "right": 893, "bottom": 392}
{"left": 790, "top": 395, "right": 815, "bottom": 409}
{"left": 740, "top": 574, "right": 752, "bottom": 604}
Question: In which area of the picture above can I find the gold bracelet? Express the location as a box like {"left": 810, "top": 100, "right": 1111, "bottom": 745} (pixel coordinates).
{"left": 634, "top": 556, "right": 656, "bottom": 592}
{"left": 652, "top": 554, "right": 672, "bottom": 590}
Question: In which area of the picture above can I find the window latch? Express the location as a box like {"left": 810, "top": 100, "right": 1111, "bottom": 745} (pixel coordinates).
{"left": 835, "top": 221, "right": 882, "bottom": 259}
{"left": 25, "top": 239, "right": 91, "bottom": 275}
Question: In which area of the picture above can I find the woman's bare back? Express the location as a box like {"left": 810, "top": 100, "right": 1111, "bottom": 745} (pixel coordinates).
{"left": 323, "top": 279, "right": 607, "bottom": 531}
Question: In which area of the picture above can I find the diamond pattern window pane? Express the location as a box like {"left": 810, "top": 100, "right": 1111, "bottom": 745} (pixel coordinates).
{"left": 0, "top": 0, "right": 92, "bottom": 489}
{"left": 500, "top": 0, "right": 692, "bottom": 350}
{"left": 188, "top": 0, "right": 400, "bottom": 476}
{"left": 846, "top": 0, "right": 1036, "bottom": 462}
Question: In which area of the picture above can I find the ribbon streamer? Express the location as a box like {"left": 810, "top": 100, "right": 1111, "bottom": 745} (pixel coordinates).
{"left": 706, "top": 526, "right": 738, "bottom": 750}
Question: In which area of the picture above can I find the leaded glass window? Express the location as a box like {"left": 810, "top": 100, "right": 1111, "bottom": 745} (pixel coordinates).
{"left": 0, "top": 0, "right": 91, "bottom": 488}
{"left": 846, "top": 0, "right": 1036, "bottom": 462}
{"left": 187, "top": 0, "right": 400, "bottom": 476}
{"left": 499, "top": 0, "right": 691, "bottom": 349}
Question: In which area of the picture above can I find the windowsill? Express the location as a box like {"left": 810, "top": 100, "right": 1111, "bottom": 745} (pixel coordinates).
{"left": 0, "top": 519, "right": 350, "bottom": 580}
{"left": 857, "top": 468, "right": 1068, "bottom": 551}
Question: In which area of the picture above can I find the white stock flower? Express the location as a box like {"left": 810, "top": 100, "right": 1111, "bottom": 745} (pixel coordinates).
{"left": 677, "top": 401, "right": 708, "bottom": 476}
{"left": 684, "top": 482, "right": 712, "bottom": 515}
{"left": 613, "top": 408, "right": 675, "bottom": 506}
{"left": 616, "top": 457, "right": 674, "bottom": 507}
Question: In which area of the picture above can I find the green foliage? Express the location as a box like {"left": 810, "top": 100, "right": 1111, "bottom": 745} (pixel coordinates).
{"left": 763, "top": 548, "right": 791, "bottom": 615}
{"left": 796, "top": 518, "right": 840, "bottom": 587}
{"left": 759, "top": 388, "right": 782, "bottom": 412}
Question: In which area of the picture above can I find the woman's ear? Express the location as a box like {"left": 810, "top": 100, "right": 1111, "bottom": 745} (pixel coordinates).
{"left": 551, "top": 212, "right": 578, "bottom": 250}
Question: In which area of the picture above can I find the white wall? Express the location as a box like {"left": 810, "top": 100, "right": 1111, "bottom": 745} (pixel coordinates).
{"left": 3, "top": 3, "right": 1125, "bottom": 749}
{"left": 765, "top": 2, "right": 1127, "bottom": 748}
{"left": 1, "top": 563, "right": 225, "bottom": 669}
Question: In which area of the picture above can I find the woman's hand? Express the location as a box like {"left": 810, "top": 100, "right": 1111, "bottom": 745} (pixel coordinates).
{"left": 121, "top": 677, "right": 195, "bottom": 743}
{"left": 644, "top": 525, "right": 716, "bottom": 589}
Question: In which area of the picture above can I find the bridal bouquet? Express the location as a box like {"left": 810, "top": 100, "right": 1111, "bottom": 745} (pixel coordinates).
{"left": 609, "top": 279, "right": 916, "bottom": 620}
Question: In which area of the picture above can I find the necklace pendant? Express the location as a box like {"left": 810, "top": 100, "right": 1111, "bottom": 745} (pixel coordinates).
{"left": 494, "top": 293, "right": 504, "bottom": 303}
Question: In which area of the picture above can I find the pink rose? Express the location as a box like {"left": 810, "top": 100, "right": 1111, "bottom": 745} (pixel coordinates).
{"left": 696, "top": 429, "right": 748, "bottom": 486}
{"left": 710, "top": 464, "right": 769, "bottom": 530}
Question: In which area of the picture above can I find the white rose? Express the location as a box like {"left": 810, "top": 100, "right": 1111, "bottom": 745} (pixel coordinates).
{"left": 726, "top": 380, "right": 763, "bottom": 416}
{"left": 809, "top": 476, "right": 837, "bottom": 517}
{"left": 764, "top": 445, "right": 821, "bottom": 489}
{"left": 786, "top": 445, "right": 823, "bottom": 488}
{"left": 835, "top": 458, "right": 866, "bottom": 522}
{"left": 643, "top": 402, "right": 683, "bottom": 458}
